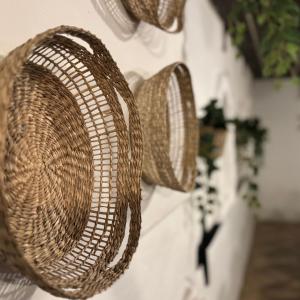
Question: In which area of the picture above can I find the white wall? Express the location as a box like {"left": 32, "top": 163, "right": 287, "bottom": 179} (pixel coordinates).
{"left": 0, "top": 0, "right": 255, "bottom": 300}
{"left": 184, "top": 1, "right": 255, "bottom": 300}
{"left": 253, "top": 80, "right": 300, "bottom": 222}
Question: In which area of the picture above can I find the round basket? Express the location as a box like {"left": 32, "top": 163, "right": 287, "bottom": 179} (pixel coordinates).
{"left": 121, "top": 0, "right": 186, "bottom": 32}
{"left": 92, "top": 0, "right": 139, "bottom": 39}
{"left": 0, "top": 26, "right": 143, "bottom": 299}
{"left": 135, "top": 63, "right": 197, "bottom": 192}
{"left": 199, "top": 126, "right": 227, "bottom": 160}
{"left": 125, "top": 72, "right": 155, "bottom": 211}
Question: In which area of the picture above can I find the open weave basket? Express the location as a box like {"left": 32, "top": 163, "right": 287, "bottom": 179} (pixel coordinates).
{"left": 93, "top": 0, "right": 138, "bottom": 39}
{"left": 125, "top": 72, "right": 156, "bottom": 211}
{"left": 121, "top": 0, "right": 186, "bottom": 32}
{"left": 0, "top": 26, "right": 143, "bottom": 299}
{"left": 135, "top": 63, "right": 197, "bottom": 192}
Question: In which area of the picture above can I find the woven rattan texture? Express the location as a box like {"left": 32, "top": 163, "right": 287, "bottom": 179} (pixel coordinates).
{"left": 135, "top": 63, "right": 197, "bottom": 192}
{"left": 0, "top": 26, "right": 143, "bottom": 299}
{"left": 121, "top": 0, "right": 186, "bottom": 32}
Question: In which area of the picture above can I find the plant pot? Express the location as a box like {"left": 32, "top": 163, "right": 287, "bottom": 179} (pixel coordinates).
{"left": 199, "top": 127, "right": 227, "bottom": 160}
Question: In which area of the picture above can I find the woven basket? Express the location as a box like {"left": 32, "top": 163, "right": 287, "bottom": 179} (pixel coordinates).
{"left": 199, "top": 126, "right": 227, "bottom": 159}
{"left": 0, "top": 26, "right": 143, "bottom": 299}
{"left": 121, "top": 0, "right": 186, "bottom": 32}
{"left": 135, "top": 63, "right": 197, "bottom": 192}
{"left": 125, "top": 72, "right": 155, "bottom": 210}
{"left": 93, "top": 0, "right": 138, "bottom": 39}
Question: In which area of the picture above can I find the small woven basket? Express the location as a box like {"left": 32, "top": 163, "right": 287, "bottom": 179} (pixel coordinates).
{"left": 135, "top": 63, "right": 197, "bottom": 192}
{"left": 121, "top": 0, "right": 186, "bottom": 32}
{"left": 0, "top": 26, "right": 143, "bottom": 299}
{"left": 199, "top": 126, "right": 227, "bottom": 159}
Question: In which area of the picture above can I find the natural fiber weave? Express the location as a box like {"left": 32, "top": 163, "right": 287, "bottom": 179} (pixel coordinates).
{"left": 121, "top": 0, "right": 186, "bottom": 32}
{"left": 135, "top": 63, "right": 197, "bottom": 192}
{"left": 93, "top": 0, "right": 138, "bottom": 39}
{"left": 199, "top": 126, "right": 227, "bottom": 159}
{"left": 125, "top": 72, "right": 155, "bottom": 210}
{"left": 0, "top": 26, "right": 143, "bottom": 299}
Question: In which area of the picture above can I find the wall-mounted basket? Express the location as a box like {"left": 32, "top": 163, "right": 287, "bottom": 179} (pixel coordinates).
{"left": 92, "top": 0, "right": 139, "bottom": 40}
{"left": 125, "top": 71, "right": 156, "bottom": 211}
{"left": 135, "top": 63, "right": 197, "bottom": 192}
{"left": 0, "top": 26, "right": 143, "bottom": 299}
{"left": 121, "top": 0, "right": 187, "bottom": 32}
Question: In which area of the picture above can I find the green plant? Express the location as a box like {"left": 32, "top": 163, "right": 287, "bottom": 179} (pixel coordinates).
{"left": 228, "top": 117, "right": 268, "bottom": 208}
{"left": 196, "top": 99, "right": 227, "bottom": 217}
{"left": 199, "top": 99, "right": 227, "bottom": 175}
{"left": 201, "top": 99, "right": 227, "bottom": 129}
{"left": 228, "top": 0, "right": 300, "bottom": 79}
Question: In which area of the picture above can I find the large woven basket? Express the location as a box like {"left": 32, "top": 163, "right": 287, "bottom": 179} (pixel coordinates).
{"left": 0, "top": 26, "right": 143, "bottom": 299}
{"left": 121, "top": 0, "right": 186, "bottom": 32}
{"left": 135, "top": 63, "right": 197, "bottom": 192}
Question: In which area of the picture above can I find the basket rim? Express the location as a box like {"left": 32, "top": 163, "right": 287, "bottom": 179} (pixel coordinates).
{"left": 0, "top": 25, "right": 143, "bottom": 299}
{"left": 120, "top": 0, "right": 186, "bottom": 33}
{"left": 136, "top": 62, "right": 198, "bottom": 192}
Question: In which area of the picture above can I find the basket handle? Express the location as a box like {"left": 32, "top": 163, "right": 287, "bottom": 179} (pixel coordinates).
{"left": 0, "top": 26, "right": 143, "bottom": 298}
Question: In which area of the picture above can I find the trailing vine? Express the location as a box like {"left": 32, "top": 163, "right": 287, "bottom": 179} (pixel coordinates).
{"left": 197, "top": 99, "right": 227, "bottom": 217}
{"left": 228, "top": 0, "right": 300, "bottom": 80}
{"left": 228, "top": 117, "right": 268, "bottom": 208}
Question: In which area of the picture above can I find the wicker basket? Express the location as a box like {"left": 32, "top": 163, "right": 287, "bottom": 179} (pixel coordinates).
{"left": 93, "top": 0, "right": 139, "bottom": 39}
{"left": 135, "top": 63, "right": 197, "bottom": 192}
{"left": 199, "top": 126, "right": 227, "bottom": 159}
{"left": 121, "top": 0, "right": 186, "bottom": 32}
{"left": 125, "top": 71, "right": 156, "bottom": 210}
{"left": 0, "top": 26, "right": 143, "bottom": 299}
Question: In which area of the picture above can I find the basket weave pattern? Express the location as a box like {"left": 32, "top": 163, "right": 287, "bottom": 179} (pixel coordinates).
{"left": 136, "top": 63, "right": 197, "bottom": 192}
{"left": 0, "top": 26, "right": 143, "bottom": 299}
{"left": 121, "top": 0, "right": 186, "bottom": 32}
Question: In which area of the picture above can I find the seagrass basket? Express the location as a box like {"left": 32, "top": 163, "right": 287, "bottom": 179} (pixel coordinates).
{"left": 199, "top": 126, "right": 227, "bottom": 159}
{"left": 0, "top": 26, "right": 143, "bottom": 299}
{"left": 125, "top": 72, "right": 155, "bottom": 211}
{"left": 121, "top": 0, "right": 187, "bottom": 32}
{"left": 93, "top": 0, "right": 138, "bottom": 39}
{"left": 135, "top": 63, "right": 197, "bottom": 192}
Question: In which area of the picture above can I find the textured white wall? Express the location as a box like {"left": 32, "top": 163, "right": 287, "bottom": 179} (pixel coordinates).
{"left": 184, "top": 1, "right": 255, "bottom": 300}
{"left": 0, "top": 0, "right": 255, "bottom": 300}
{"left": 254, "top": 80, "right": 300, "bottom": 222}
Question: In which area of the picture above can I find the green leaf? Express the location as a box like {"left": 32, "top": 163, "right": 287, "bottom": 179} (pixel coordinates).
{"left": 227, "top": 0, "right": 300, "bottom": 80}
{"left": 257, "top": 14, "right": 267, "bottom": 25}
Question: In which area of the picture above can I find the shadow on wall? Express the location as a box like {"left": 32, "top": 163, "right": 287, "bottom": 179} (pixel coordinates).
{"left": 91, "top": 0, "right": 137, "bottom": 40}
{"left": 0, "top": 272, "right": 36, "bottom": 300}
{"left": 136, "top": 23, "right": 166, "bottom": 57}
{"left": 91, "top": 0, "right": 166, "bottom": 56}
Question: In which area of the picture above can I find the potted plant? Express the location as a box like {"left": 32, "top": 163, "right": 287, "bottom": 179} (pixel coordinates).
{"left": 199, "top": 99, "right": 227, "bottom": 160}
{"left": 195, "top": 99, "right": 228, "bottom": 284}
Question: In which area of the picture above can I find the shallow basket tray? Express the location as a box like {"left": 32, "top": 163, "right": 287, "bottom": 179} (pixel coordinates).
{"left": 0, "top": 25, "right": 143, "bottom": 299}
{"left": 135, "top": 62, "right": 197, "bottom": 192}
{"left": 121, "top": 0, "right": 187, "bottom": 32}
